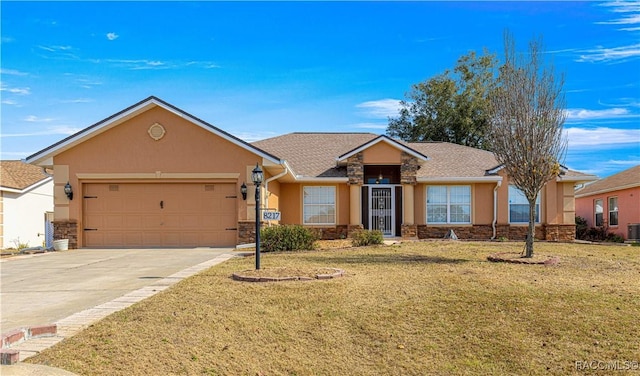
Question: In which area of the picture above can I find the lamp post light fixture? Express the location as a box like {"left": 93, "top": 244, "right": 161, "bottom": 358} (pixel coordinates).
{"left": 240, "top": 182, "right": 247, "bottom": 200}
{"left": 251, "top": 163, "right": 264, "bottom": 270}
{"left": 64, "top": 181, "right": 74, "bottom": 200}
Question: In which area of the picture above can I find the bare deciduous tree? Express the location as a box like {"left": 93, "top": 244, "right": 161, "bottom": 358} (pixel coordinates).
{"left": 488, "top": 32, "right": 568, "bottom": 258}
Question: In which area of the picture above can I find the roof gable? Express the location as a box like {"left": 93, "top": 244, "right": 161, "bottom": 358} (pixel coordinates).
{"left": 336, "top": 135, "right": 429, "bottom": 164}
{"left": 0, "top": 160, "right": 52, "bottom": 192}
{"left": 576, "top": 165, "right": 640, "bottom": 197}
{"left": 25, "top": 96, "right": 282, "bottom": 167}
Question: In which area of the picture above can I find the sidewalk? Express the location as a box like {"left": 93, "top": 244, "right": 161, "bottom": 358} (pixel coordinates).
{"left": 1, "top": 252, "right": 237, "bottom": 375}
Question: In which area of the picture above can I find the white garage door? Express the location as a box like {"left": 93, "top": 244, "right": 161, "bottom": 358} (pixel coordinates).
{"left": 83, "top": 183, "right": 237, "bottom": 247}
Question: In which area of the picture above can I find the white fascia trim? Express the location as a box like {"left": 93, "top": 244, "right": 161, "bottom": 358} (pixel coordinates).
{"left": 0, "top": 176, "right": 53, "bottom": 194}
{"left": 336, "top": 136, "right": 429, "bottom": 163}
{"left": 575, "top": 183, "right": 640, "bottom": 198}
{"left": 294, "top": 177, "right": 349, "bottom": 183}
{"left": 558, "top": 174, "right": 599, "bottom": 184}
{"left": 417, "top": 176, "right": 503, "bottom": 183}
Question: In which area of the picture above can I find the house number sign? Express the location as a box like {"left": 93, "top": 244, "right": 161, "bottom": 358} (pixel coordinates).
{"left": 262, "top": 211, "right": 282, "bottom": 221}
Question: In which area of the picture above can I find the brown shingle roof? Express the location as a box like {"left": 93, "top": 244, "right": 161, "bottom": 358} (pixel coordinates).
{"left": 253, "top": 133, "right": 378, "bottom": 177}
{"left": 253, "top": 133, "right": 500, "bottom": 179}
{"left": 576, "top": 165, "right": 640, "bottom": 197}
{"left": 1, "top": 160, "right": 51, "bottom": 191}
{"left": 409, "top": 142, "right": 498, "bottom": 178}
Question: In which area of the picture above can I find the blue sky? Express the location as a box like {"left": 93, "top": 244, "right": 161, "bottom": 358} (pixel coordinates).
{"left": 1, "top": 1, "right": 639, "bottom": 178}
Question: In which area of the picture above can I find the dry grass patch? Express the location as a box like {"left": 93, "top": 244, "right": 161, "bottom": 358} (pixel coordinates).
{"left": 27, "top": 241, "right": 640, "bottom": 375}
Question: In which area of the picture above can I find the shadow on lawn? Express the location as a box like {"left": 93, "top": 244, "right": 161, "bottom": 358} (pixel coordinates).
{"left": 301, "top": 253, "right": 470, "bottom": 265}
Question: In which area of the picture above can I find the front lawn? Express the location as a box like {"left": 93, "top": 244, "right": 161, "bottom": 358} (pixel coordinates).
{"left": 27, "top": 241, "right": 639, "bottom": 375}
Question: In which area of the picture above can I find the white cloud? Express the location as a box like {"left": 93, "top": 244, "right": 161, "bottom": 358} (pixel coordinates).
{"left": 576, "top": 43, "right": 640, "bottom": 63}
{"left": 0, "top": 68, "right": 28, "bottom": 76}
{"left": 106, "top": 32, "right": 119, "bottom": 41}
{"left": 565, "top": 126, "right": 640, "bottom": 147}
{"left": 106, "top": 59, "right": 170, "bottom": 70}
{"left": 0, "top": 84, "right": 31, "bottom": 95}
{"left": 578, "top": 1, "right": 640, "bottom": 63}
{"left": 23, "top": 115, "right": 55, "bottom": 122}
{"left": 0, "top": 126, "right": 82, "bottom": 138}
{"left": 350, "top": 122, "right": 388, "bottom": 130}
{"left": 38, "top": 45, "right": 72, "bottom": 52}
{"left": 59, "top": 98, "right": 93, "bottom": 103}
{"left": 1, "top": 99, "right": 18, "bottom": 105}
{"left": 356, "top": 99, "right": 402, "bottom": 118}
{"left": 233, "top": 131, "right": 281, "bottom": 142}
{"left": 565, "top": 107, "right": 630, "bottom": 121}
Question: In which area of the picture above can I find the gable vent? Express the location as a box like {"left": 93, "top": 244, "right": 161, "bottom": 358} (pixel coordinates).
{"left": 109, "top": 184, "right": 120, "bottom": 192}
{"left": 204, "top": 184, "right": 215, "bottom": 191}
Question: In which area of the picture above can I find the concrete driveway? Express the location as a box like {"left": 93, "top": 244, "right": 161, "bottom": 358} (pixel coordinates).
{"left": 1, "top": 248, "right": 232, "bottom": 334}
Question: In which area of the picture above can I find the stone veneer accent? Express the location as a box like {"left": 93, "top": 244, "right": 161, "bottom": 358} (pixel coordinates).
{"left": 417, "top": 224, "right": 574, "bottom": 241}
{"left": 309, "top": 225, "right": 349, "bottom": 240}
{"left": 400, "top": 151, "right": 419, "bottom": 185}
{"left": 347, "top": 152, "right": 364, "bottom": 185}
{"left": 238, "top": 221, "right": 261, "bottom": 245}
{"left": 543, "top": 224, "right": 576, "bottom": 241}
{"left": 53, "top": 220, "right": 78, "bottom": 249}
{"left": 401, "top": 224, "right": 418, "bottom": 238}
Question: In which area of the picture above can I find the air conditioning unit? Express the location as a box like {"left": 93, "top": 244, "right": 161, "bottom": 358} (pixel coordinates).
{"left": 628, "top": 224, "right": 640, "bottom": 241}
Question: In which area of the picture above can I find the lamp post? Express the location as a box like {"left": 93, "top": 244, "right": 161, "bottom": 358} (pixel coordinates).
{"left": 251, "top": 163, "right": 264, "bottom": 270}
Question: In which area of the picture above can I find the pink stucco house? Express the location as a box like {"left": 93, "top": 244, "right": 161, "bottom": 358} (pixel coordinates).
{"left": 575, "top": 165, "right": 640, "bottom": 240}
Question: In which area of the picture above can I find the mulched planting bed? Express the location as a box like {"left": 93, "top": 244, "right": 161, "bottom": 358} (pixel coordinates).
{"left": 487, "top": 252, "right": 560, "bottom": 265}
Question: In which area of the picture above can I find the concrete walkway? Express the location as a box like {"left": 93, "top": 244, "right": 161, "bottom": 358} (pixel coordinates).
{"left": 1, "top": 249, "right": 238, "bottom": 375}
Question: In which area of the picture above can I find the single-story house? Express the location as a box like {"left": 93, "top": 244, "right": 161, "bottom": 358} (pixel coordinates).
{"left": 0, "top": 160, "right": 54, "bottom": 249}
{"left": 575, "top": 165, "right": 640, "bottom": 240}
{"left": 25, "top": 96, "right": 596, "bottom": 249}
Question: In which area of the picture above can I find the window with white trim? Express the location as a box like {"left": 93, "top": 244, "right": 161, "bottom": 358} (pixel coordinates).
{"left": 594, "top": 199, "right": 604, "bottom": 227}
{"left": 426, "top": 186, "right": 471, "bottom": 224}
{"left": 303, "top": 186, "right": 336, "bottom": 225}
{"left": 508, "top": 186, "right": 540, "bottom": 223}
{"left": 608, "top": 197, "right": 618, "bottom": 226}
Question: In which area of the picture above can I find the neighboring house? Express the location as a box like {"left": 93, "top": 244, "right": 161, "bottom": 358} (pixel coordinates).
{"left": 575, "top": 165, "right": 640, "bottom": 240}
{"left": 25, "top": 96, "right": 596, "bottom": 249}
{"left": 0, "top": 160, "right": 54, "bottom": 249}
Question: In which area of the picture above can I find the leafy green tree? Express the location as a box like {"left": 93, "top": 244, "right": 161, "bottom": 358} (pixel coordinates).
{"left": 488, "top": 32, "right": 567, "bottom": 258}
{"left": 387, "top": 50, "right": 498, "bottom": 149}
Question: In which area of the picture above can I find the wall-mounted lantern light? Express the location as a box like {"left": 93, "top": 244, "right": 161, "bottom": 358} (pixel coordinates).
{"left": 240, "top": 182, "right": 247, "bottom": 200}
{"left": 64, "top": 181, "right": 74, "bottom": 200}
{"left": 252, "top": 163, "right": 264, "bottom": 270}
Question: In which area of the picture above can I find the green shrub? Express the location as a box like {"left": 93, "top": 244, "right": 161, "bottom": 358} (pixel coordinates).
{"left": 575, "top": 216, "right": 588, "bottom": 240}
{"left": 260, "top": 225, "right": 317, "bottom": 252}
{"left": 351, "top": 229, "right": 384, "bottom": 247}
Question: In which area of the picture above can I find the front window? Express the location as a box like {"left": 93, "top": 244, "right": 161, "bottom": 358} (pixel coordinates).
{"left": 509, "top": 186, "right": 540, "bottom": 223}
{"left": 303, "top": 186, "right": 336, "bottom": 225}
{"left": 594, "top": 199, "right": 603, "bottom": 227}
{"left": 426, "top": 186, "right": 471, "bottom": 224}
{"left": 608, "top": 197, "right": 618, "bottom": 226}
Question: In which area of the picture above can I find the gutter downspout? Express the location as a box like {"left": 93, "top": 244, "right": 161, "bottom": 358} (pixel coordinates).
{"left": 491, "top": 180, "right": 502, "bottom": 240}
{"left": 264, "top": 161, "right": 289, "bottom": 217}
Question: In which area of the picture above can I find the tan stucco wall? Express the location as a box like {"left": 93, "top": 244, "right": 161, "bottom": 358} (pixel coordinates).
{"left": 279, "top": 183, "right": 301, "bottom": 224}
{"left": 474, "top": 183, "right": 496, "bottom": 225}
{"left": 0, "top": 192, "right": 4, "bottom": 249}
{"left": 362, "top": 142, "right": 402, "bottom": 164}
{"left": 414, "top": 184, "right": 425, "bottom": 225}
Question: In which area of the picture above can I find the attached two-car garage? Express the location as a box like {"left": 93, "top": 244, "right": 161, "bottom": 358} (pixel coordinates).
{"left": 83, "top": 183, "right": 237, "bottom": 248}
